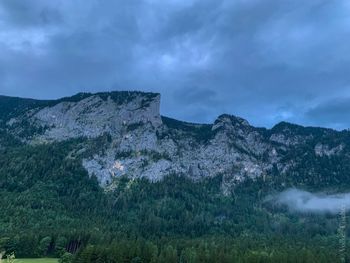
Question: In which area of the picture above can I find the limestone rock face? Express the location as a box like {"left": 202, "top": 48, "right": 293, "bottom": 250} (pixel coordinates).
{"left": 314, "top": 143, "right": 344, "bottom": 157}
{"left": 17, "top": 92, "right": 162, "bottom": 142}
{"left": 5, "top": 91, "right": 346, "bottom": 191}
{"left": 79, "top": 110, "right": 280, "bottom": 188}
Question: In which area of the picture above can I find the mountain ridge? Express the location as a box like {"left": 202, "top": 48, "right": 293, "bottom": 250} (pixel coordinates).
{"left": 1, "top": 91, "right": 346, "bottom": 132}
{"left": 1, "top": 90, "right": 350, "bottom": 191}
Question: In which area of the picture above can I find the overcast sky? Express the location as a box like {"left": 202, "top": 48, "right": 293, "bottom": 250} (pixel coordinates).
{"left": 0, "top": 0, "right": 349, "bottom": 129}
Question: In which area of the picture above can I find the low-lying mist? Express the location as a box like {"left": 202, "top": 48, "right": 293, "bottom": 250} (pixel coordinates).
{"left": 266, "top": 188, "right": 350, "bottom": 214}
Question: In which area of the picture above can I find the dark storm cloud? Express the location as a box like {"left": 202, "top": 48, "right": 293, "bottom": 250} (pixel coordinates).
{"left": 0, "top": 0, "right": 350, "bottom": 128}
{"left": 306, "top": 97, "right": 350, "bottom": 130}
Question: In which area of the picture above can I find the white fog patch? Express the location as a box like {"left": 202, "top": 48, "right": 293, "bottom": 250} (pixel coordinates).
{"left": 267, "top": 188, "right": 350, "bottom": 214}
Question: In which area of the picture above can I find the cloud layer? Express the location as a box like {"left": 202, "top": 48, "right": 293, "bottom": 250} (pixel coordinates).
{"left": 268, "top": 188, "right": 350, "bottom": 214}
{"left": 1, "top": 0, "right": 350, "bottom": 128}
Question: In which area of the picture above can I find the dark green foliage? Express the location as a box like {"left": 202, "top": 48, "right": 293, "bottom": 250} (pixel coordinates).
{"left": 59, "top": 252, "right": 74, "bottom": 263}
{"left": 0, "top": 137, "right": 348, "bottom": 261}
{"left": 0, "top": 95, "right": 51, "bottom": 124}
{"left": 38, "top": 236, "right": 52, "bottom": 256}
{"left": 56, "top": 91, "right": 158, "bottom": 105}
{"left": 127, "top": 122, "right": 144, "bottom": 132}
{"left": 0, "top": 129, "right": 21, "bottom": 147}
{"left": 270, "top": 121, "right": 336, "bottom": 137}
{"left": 73, "top": 237, "right": 342, "bottom": 263}
{"left": 161, "top": 116, "right": 214, "bottom": 143}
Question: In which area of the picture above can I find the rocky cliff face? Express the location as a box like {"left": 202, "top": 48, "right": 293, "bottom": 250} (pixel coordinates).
{"left": 7, "top": 92, "right": 161, "bottom": 142}
{"left": 2, "top": 91, "right": 349, "bottom": 190}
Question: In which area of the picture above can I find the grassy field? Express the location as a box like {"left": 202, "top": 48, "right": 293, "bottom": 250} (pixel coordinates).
{"left": 14, "top": 259, "right": 58, "bottom": 263}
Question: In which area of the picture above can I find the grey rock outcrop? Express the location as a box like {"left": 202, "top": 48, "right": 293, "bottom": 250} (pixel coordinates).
{"left": 5, "top": 91, "right": 343, "bottom": 190}
{"left": 29, "top": 93, "right": 161, "bottom": 142}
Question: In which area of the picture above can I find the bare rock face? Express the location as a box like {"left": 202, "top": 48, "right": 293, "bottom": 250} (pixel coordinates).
{"left": 5, "top": 91, "right": 287, "bottom": 189}
{"left": 6, "top": 90, "right": 341, "bottom": 191}
{"left": 80, "top": 112, "right": 282, "bottom": 188}
{"left": 28, "top": 92, "right": 162, "bottom": 142}
{"left": 314, "top": 143, "right": 344, "bottom": 157}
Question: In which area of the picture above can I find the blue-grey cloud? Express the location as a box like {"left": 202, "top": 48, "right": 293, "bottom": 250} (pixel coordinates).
{"left": 268, "top": 188, "right": 350, "bottom": 214}
{"left": 0, "top": 0, "right": 350, "bottom": 128}
{"left": 305, "top": 97, "right": 350, "bottom": 130}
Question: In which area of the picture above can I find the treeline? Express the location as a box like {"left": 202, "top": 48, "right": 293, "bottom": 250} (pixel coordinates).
{"left": 73, "top": 238, "right": 342, "bottom": 263}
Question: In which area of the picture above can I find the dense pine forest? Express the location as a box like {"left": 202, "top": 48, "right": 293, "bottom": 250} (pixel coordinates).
{"left": 0, "top": 133, "right": 349, "bottom": 262}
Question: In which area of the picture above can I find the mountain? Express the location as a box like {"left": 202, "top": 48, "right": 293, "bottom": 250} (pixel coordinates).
{"left": 1, "top": 91, "right": 349, "bottom": 262}
{"left": 2, "top": 91, "right": 350, "bottom": 190}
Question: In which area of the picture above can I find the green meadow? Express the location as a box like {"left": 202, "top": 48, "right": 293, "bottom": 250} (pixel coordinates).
{"left": 14, "top": 259, "right": 58, "bottom": 263}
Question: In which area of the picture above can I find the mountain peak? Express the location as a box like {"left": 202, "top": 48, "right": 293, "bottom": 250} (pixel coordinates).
{"left": 213, "top": 114, "right": 250, "bottom": 130}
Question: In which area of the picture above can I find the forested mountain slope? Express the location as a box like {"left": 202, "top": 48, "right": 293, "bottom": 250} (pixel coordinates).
{"left": 1, "top": 91, "right": 350, "bottom": 262}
